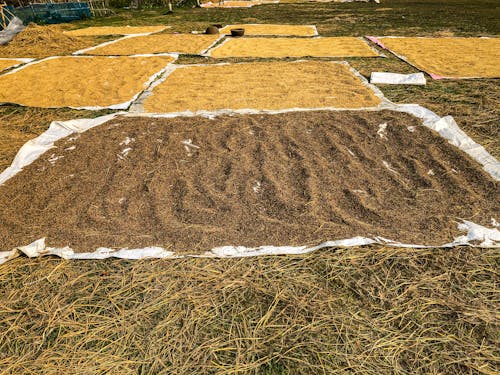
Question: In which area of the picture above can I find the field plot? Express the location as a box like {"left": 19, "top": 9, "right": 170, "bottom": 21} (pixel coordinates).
{"left": 0, "top": 58, "right": 26, "bottom": 72}
{"left": 85, "top": 34, "right": 220, "bottom": 55}
{"left": 209, "top": 36, "right": 379, "bottom": 58}
{"left": 143, "top": 61, "right": 381, "bottom": 112}
{"left": 0, "top": 23, "right": 108, "bottom": 59}
{"left": 219, "top": 24, "right": 317, "bottom": 36}
{"left": 0, "top": 110, "right": 498, "bottom": 257}
{"left": 64, "top": 26, "right": 168, "bottom": 36}
{"left": 372, "top": 37, "right": 500, "bottom": 78}
{"left": 201, "top": 1, "right": 261, "bottom": 8}
{"left": 0, "top": 56, "right": 174, "bottom": 108}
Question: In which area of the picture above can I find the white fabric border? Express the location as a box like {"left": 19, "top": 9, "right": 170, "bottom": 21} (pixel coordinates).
{"left": 0, "top": 54, "right": 178, "bottom": 111}
{"left": 0, "top": 220, "right": 498, "bottom": 265}
{"left": 370, "top": 72, "right": 426, "bottom": 85}
{"left": 0, "top": 58, "right": 34, "bottom": 73}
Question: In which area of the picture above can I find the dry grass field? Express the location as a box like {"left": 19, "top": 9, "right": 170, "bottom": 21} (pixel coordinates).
{"left": 0, "top": 1, "right": 498, "bottom": 374}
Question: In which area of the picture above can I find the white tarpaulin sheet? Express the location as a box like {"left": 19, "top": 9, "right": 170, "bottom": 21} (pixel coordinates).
{"left": 370, "top": 72, "right": 426, "bottom": 85}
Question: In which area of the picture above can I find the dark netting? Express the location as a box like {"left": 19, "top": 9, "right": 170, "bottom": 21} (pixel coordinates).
{"left": 7, "top": 2, "right": 90, "bottom": 25}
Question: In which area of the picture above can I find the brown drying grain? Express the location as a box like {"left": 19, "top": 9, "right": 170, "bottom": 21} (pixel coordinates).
{"left": 0, "top": 110, "right": 497, "bottom": 254}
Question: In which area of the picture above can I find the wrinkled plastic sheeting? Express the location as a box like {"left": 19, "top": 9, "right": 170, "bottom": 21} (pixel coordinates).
{"left": 1, "top": 220, "right": 498, "bottom": 265}
{"left": 0, "top": 17, "right": 25, "bottom": 46}
{"left": 371, "top": 72, "right": 426, "bottom": 85}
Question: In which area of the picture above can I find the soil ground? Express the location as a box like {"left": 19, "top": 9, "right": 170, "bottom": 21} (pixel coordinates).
{"left": 0, "top": 1, "right": 499, "bottom": 373}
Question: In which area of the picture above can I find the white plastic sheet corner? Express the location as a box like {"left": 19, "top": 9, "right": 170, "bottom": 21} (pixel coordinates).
{"left": 370, "top": 72, "right": 426, "bottom": 85}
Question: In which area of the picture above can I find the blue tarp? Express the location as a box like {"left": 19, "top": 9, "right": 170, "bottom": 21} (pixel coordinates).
{"left": 7, "top": 3, "right": 91, "bottom": 26}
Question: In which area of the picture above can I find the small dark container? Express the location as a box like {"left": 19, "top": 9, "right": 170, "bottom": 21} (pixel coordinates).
{"left": 230, "top": 28, "right": 245, "bottom": 37}
{"left": 205, "top": 26, "right": 220, "bottom": 35}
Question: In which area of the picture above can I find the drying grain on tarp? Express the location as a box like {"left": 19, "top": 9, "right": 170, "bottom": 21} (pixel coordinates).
{"left": 209, "top": 36, "right": 378, "bottom": 58}
{"left": 0, "top": 56, "right": 174, "bottom": 108}
{"left": 0, "top": 23, "right": 109, "bottom": 59}
{"left": 201, "top": 1, "right": 261, "bottom": 8}
{"left": 376, "top": 37, "right": 500, "bottom": 78}
{"left": 0, "top": 58, "right": 25, "bottom": 72}
{"left": 64, "top": 26, "right": 168, "bottom": 37}
{"left": 219, "top": 24, "right": 317, "bottom": 36}
{"left": 1, "top": 110, "right": 498, "bottom": 255}
{"left": 86, "top": 34, "right": 219, "bottom": 56}
{"left": 143, "top": 61, "right": 380, "bottom": 112}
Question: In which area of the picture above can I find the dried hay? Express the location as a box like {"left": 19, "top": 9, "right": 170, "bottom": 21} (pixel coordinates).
{"left": 0, "top": 56, "right": 174, "bottom": 108}
{"left": 85, "top": 34, "right": 220, "bottom": 56}
{"left": 64, "top": 26, "right": 168, "bottom": 37}
{"left": 209, "top": 37, "right": 379, "bottom": 58}
{"left": 0, "top": 24, "right": 108, "bottom": 59}
{"left": 0, "top": 58, "right": 24, "bottom": 72}
{"left": 377, "top": 37, "right": 500, "bottom": 78}
{"left": 219, "top": 24, "right": 317, "bottom": 36}
{"left": 143, "top": 61, "right": 381, "bottom": 112}
{"left": 0, "top": 247, "right": 498, "bottom": 373}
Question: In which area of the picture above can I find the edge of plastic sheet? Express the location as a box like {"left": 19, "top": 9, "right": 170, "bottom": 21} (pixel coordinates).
{"left": 365, "top": 35, "right": 498, "bottom": 79}
{"left": 1, "top": 220, "right": 499, "bottom": 264}
{"left": 204, "top": 36, "right": 384, "bottom": 58}
{"left": 218, "top": 23, "right": 319, "bottom": 37}
{"left": 370, "top": 72, "right": 426, "bottom": 85}
{"left": 0, "top": 54, "right": 178, "bottom": 111}
{"left": 0, "top": 57, "right": 34, "bottom": 73}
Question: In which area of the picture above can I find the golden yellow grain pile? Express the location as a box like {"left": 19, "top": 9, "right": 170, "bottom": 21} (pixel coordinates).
{"left": 64, "top": 26, "right": 168, "bottom": 37}
{"left": 209, "top": 37, "right": 379, "bottom": 58}
{"left": 378, "top": 37, "right": 500, "bottom": 78}
{"left": 201, "top": 1, "right": 260, "bottom": 7}
{"left": 0, "top": 24, "right": 106, "bottom": 58}
{"left": 86, "top": 34, "right": 220, "bottom": 55}
{"left": 143, "top": 61, "right": 381, "bottom": 112}
{"left": 219, "top": 24, "right": 317, "bottom": 36}
{"left": 0, "top": 56, "right": 174, "bottom": 108}
{"left": 0, "top": 59, "right": 25, "bottom": 72}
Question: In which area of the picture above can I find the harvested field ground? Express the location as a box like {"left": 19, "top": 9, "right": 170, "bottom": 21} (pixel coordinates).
{"left": 0, "top": 24, "right": 111, "bottom": 59}
{"left": 219, "top": 23, "right": 317, "bottom": 36}
{"left": 0, "top": 56, "right": 174, "bottom": 108}
{"left": 0, "top": 111, "right": 498, "bottom": 253}
{"left": 1, "top": 1, "right": 499, "bottom": 373}
{"left": 85, "top": 33, "right": 220, "bottom": 55}
{"left": 376, "top": 37, "right": 500, "bottom": 78}
{"left": 0, "top": 58, "right": 25, "bottom": 72}
{"left": 64, "top": 25, "right": 168, "bottom": 36}
{"left": 209, "top": 36, "right": 379, "bottom": 58}
{"left": 143, "top": 61, "right": 381, "bottom": 112}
